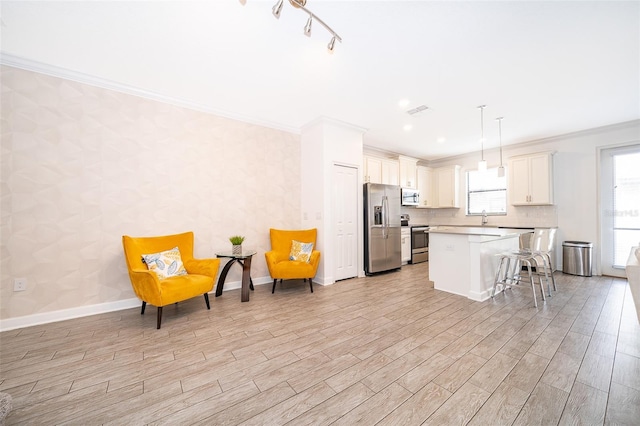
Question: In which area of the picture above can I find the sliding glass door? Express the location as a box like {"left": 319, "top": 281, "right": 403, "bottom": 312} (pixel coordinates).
{"left": 600, "top": 144, "right": 640, "bottom": 276}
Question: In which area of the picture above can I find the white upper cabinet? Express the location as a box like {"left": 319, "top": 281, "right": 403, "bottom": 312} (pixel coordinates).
{"left": 435, "top": 165, "right": 461, "bottom": 208}
{"left": 381, "top": 159, "right": 400, "bottom": 185}
{"left": 399, "top": 155, "right": 418, "bottom": 189}
{"left": 508, "top": 152, "right": 554, "bottom": 205}
{"left": 364, "top": 156, "right": 382, "bottom": 184}
{"left": 364, "top": 155, "right": 399, "bottom": 186}
{"left": 416, "top": 165, "right": 434, "bottom": 208}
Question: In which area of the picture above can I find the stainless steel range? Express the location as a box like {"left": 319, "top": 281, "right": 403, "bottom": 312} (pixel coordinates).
{"left": 410, "top": 226, "right": 429, "bottom": 264}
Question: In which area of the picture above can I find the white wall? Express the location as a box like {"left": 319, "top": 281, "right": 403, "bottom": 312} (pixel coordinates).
{"left": 300, "top": 118, "right": 365, "bottom": 284}
{"left": 0, "top": 66, "right": 302, "bottom": 326}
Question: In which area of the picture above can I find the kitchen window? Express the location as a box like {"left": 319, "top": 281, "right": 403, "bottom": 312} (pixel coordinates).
{"left": 466, "top": 167, "right": 507, "bottom": 215}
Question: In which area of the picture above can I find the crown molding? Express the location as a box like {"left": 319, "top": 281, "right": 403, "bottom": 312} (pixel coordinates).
{"left": 426, "top": 119, "right": 640, "bottom": 165}
{"left": 301, "top": 116, "right": 368, "bottom": 134}
{"left": 0, "top": 53, "right": 301, "bottom": 135}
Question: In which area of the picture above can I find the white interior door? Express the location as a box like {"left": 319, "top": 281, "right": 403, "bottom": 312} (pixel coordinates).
{"left": 333, "top": 164, "right": 358, "bottom": 281}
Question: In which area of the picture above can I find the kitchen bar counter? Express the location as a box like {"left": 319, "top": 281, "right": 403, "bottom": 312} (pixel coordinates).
{"left": 427, "top": 226, "right": 530, "bottom": 237}
{"left": 428, "top": 227, "right": 533, "bottom": 301}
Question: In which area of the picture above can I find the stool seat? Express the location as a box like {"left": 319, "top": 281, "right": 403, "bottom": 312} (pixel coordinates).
{"left": 492, "top": 249, "right": 552, "bottom": 308}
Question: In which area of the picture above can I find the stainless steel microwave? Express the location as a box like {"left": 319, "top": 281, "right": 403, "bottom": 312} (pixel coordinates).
{"left": 401, "top": 188, "right": 420, "bottom": 206}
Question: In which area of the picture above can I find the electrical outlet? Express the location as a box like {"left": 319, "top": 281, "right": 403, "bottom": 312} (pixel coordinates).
{"left": 445, "top": 244, "right": 455, "bottom": 251}
{"left": 14, "top": 278, "right": 27, "bottom": 292}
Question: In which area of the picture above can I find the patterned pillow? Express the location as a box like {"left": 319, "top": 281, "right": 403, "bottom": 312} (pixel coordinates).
{"left": 289, "top": 240, "right": 314, "bottom": 263}
{"left": 141, "top": 247, "right": 188, "bottom": 280}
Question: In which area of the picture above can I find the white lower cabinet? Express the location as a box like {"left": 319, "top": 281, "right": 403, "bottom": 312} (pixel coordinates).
{"left": 401, "top": 227, "right": 411, "bottom": 265}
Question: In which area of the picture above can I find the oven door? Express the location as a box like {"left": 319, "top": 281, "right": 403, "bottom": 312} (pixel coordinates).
{"left": 411, "top": 227, "right": 429, "bottom": 263}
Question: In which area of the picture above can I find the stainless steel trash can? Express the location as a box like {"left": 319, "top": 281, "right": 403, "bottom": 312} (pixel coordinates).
{"left": 563, "top": 241, "right": 593, "bottom": 276}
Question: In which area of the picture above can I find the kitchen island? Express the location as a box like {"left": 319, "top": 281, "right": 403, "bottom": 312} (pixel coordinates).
{"left": 428, "top": 226, "right": 532, "bottom": 301}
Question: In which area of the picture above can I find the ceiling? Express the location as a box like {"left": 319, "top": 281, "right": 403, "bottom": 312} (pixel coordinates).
{"left": 1, "top": 1, "right": 638, "bottom": 160}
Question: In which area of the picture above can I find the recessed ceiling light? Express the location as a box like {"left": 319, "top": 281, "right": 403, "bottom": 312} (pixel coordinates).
{"left": 437, "top": 137, "right": 446, "bottom": 144}
{"left": 403, "top": 124, "right": 413, "bottom": 132}
{"left": 398, "top": 99, "right": 410, "bottom": 108}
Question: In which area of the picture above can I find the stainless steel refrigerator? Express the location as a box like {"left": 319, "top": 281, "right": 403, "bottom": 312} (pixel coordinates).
{"left": 364, "top": 183, "right": 402, "bottom": 275}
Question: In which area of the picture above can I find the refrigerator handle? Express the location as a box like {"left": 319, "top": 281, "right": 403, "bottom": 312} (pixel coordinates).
{"left": 383, "top": 195, "right": 389, "bottom": 239}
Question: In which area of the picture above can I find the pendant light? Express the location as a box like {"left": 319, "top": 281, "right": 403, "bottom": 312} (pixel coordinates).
{"left": 477, "top": 105, "right": 487, "bottom": 172}
{"left": 496, "top": 117, "right": 505, "bottom": 177}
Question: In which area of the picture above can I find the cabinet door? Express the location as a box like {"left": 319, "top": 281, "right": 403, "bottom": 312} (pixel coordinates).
{"left": 508, "top": 153, "right": 553, "bottom": 205}
{"left": 436, "top": 167, "right": 460, "bottom": 208}
{"left": 509, "top": 156, "right": 530, "bottom": 205}
{"left": 382, "top": 159, "right": 400, "bottom": 186}
{"left": 529, "top": 153, "right": 553, "bottom": 204}
{"left": 416, "top": 166, "right": 433, "bottom": 208}
{"left": 399, "top": 157, "right": 417, "bottom": 188}
{"left": 365, "top": 156, "right": 382, "bottom": 184}
{"left": 401, "top": 229, "right": 411, "bottom": 263}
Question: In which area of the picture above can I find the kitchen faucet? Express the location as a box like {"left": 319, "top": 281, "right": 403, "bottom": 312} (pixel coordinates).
{"left": 481, "top": 210, "right": 488, "bottom": 225}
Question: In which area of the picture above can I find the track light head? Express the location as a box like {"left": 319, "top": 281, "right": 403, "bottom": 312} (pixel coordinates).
{"left": 272, "top": 0, "right": 284, "bottom": 18}
{"left": 327, "top": 36, "right": 336, "bottom": 52}
{"left": 304, "top": 16, "right": 312, "bottom": 37}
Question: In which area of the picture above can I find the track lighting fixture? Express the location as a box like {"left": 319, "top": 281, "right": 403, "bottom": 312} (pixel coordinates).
{"left": 252, "top": 0, "right": 341, "bottom": 52}
{"left": 477, "top": 105, "right": 487, "bottom": 172}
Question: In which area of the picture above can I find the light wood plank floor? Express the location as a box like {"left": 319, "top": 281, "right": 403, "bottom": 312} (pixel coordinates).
{"left": 1, "top": 262, "right": 639, "bottom": 425}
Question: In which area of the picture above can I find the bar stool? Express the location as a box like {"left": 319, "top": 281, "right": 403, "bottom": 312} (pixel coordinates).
{"left": 492, "top": 250, "right": 548, "bottom": 308}
{"left": 529, "top": 228, "right": 557, "bottom": 292}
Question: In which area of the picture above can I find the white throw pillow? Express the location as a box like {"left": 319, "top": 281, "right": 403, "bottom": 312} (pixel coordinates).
{"left": 141, "top": 247, "right": 188, "bottom": 280}
{"left": 289, "top": 240, "right": 314, "bottom": 263}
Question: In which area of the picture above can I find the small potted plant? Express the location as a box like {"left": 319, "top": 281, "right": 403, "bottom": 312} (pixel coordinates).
{"left": 229, "top": 235, "right": 245, "bottom": 255}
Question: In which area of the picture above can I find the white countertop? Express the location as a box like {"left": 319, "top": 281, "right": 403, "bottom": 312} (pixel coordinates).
{"left": 427, "top": 226, "right": 531, "bottom": 237}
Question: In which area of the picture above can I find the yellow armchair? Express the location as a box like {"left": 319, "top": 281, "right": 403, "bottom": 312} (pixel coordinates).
{"left": 122, "top": 231, "right": 220, "bottom": 329}
{"left": 265, "top": 228, "right": 320, "bottom": 294}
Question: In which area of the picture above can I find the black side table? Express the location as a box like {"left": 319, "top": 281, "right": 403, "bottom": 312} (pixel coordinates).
{"left": 215, "top": 250, "right": 256, "bottom": 302}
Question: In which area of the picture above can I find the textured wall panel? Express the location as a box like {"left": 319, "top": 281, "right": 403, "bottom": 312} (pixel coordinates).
{"left": 0, "top": 65, "right": 301, "bottom": 320}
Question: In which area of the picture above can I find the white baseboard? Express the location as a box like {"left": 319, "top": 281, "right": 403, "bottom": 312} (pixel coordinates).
{"left": 0, "top": 276, "right": 273, "bottom": 332}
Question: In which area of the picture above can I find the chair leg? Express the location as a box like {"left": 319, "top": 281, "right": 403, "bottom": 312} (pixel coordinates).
{"left": 272, "top": 279, "right": 277, "bottom": 294}
{"left": 545, "top": 252, "right": 557, "bottom": 291}
{"left": 204, "top": 293, "right": 210, "bottom": 310}
{"left": 157, "top": 306, "right": 163, "bottom": 329}
{"left": 534, "top": 257, "right": 547, "bottom": 301}
{"left": 523, "top": 261, "right": 538, "bottom": 308}
{"left": 309, "top": 278, "right": 314, "bottom": 293}
{"left": 141, "top": 301, "right": 146, "bottom": 315}
{"left": 492, "top": 256, "right": 506, "bottom": 298}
